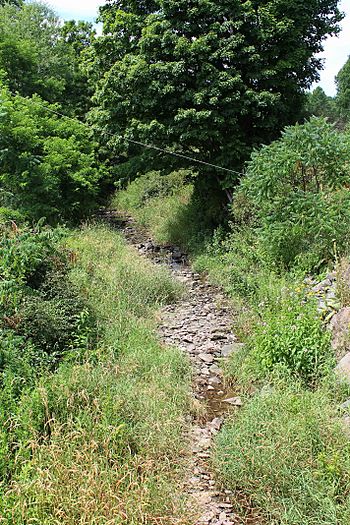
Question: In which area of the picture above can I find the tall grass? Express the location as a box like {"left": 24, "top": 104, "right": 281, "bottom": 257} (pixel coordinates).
{"left": 1, "top": 225, "right": 192, "bottom": 524}
{"left": 113, "top": 170, "right": 350, "bottom": 524}
{"left": 214, "top": 381, "right": 350, "bottom": 524}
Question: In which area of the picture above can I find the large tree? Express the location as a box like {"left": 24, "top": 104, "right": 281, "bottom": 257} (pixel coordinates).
{"left": 91, "top": 0, "right": 343, "bottom": 190}
{"left": 0, "top": 3, "right": 94, "bottom": 114}
{"left": 336, "top": 56, "right": 350, "bottom": 121}
{"left": 306, "top": 87, "right": 337, "bottom": 121}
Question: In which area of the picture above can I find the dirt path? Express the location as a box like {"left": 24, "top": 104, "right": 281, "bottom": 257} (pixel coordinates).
{"left": 103, "top": 211, "right": 245, "bottom": 525}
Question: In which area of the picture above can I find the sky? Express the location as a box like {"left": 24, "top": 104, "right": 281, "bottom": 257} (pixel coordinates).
{"left": 46, "top": 0, "right": 350, "bottom": 96}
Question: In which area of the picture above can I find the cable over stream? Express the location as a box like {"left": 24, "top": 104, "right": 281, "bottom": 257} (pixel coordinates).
{"left": 102, "top": 210, "right": 258, "bottom": 525}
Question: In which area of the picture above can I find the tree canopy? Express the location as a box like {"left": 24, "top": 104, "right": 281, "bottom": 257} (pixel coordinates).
{"left": 0, "top": 2, "right": 94, "bottom": 114}
{"left": 91, "top": 0, "right": 343, "bottom": 189}
{"left": 306, "top": 87, "right": 337, "bottom": 121}
{"left": 336, "top": 55, "right": 350, "bottom": 121}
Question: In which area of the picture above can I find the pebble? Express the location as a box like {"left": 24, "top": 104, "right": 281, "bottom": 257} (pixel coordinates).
{"left": 117, "top": 218, "right": 239, "bottom": 525}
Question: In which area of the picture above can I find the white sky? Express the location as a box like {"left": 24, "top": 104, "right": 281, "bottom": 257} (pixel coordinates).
{"left": 46, "top": 0, "right": 350, "bottom": 96}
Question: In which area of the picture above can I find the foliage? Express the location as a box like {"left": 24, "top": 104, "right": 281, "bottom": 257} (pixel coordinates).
{"left": 306, "top": 86, "right": 337, "bottom": 121}
{"left": 0, "top": 0, "right": 22, "bottom": 5}
{"left": 0, "top": 225, "right": 94, "bottom": 374}
{"left": 336, "top": 55, "right": 350, "bottom": 122}
{"left": 242, "top": 117, "right": 350, "bottom": 270}
{"left": 0, "top": 225, "right": 191, "bottom": 524}
{"left": 114, "top": 169, "right": 220, "bottom": 251}
{"left": 91, "top": 0, "right": 342, "bottom": 189}
{"left": 247, "top": 293, "right": 332, "bottom": 383}
{"left": 0, "top": 2, "right": 94, "bottom": 113}
{"left": 0, "top": 86, "right": 102, "bottom": 222}
{"left": 214, "top": 382, "right": 350, "bottom": 525}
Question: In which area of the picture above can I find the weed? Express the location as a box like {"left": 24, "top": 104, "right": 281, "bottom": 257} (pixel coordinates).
{"left": 214, "top": 381, "right": 350, "bottom": 525}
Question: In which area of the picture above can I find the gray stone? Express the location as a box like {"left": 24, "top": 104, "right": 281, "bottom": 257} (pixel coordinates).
{"left": 341, "top": 399, "right": 350, "bottom": 410}
{"left": 330, "top": 307, "right": 350, "bottom": 355}
{"left": 221, "top": 342, "right": 245, "bottom": 358}
{"left": 312, "top": 278, "right": 332, "bottom": 293}
{"left": 209, "top": 364, "right": 221, "bottom": 375}
{"left": 223, "top": 396, "right": 242, "bottom": 406}
{"left": 335, "top": 351, "right": 350, "bottom": 385}
{"left": 198, "top": 353, "right": 214, "bottom": 364}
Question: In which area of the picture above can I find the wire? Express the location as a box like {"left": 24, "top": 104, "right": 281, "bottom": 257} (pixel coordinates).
{"left": 38, "top": 104, "right": 245, "bottom": 177}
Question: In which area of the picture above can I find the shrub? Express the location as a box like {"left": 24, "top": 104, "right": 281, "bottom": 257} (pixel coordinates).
{"left": 0, "top": 86, "right": 103, "bottom": 222}
{"left": 241, "top": 117, "right": 350, "bottom": 270}
{"left": 247, "top": 293, "right": 333, "bottom": 384}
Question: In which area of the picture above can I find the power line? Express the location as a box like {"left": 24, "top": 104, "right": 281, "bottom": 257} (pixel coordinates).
{"left": 38, "top": 103, "right": 245, "bottom": 177}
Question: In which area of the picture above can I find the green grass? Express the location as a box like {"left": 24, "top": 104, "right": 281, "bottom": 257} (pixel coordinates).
{"left": 0, "top": 225, "right": 192, "bottom": 525}
{"left": 113, "top": 171, "right": 349, "bottom": 525}
{"left": 113, "top": 170, "right": 216, "bottom": 253}
{"left": 214, "top": 381, "right": 350, "bottom": 525}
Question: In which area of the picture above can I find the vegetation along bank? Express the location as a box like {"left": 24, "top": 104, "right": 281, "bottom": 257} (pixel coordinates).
{"left": 2, "top": 0, "right": 350, "bottom": 523}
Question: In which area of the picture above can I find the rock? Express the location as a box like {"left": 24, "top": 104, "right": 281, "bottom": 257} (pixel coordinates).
{"left": 343, "top": 415, "right": 350, "bottom": 438}
{"left": 209, "top": 376, "right": 222, "bottom": 386}
{"left": 209, "top": 364, "right": 221, "bottom": 375}
{"left": 312, "top": 278, "right": 332, "bottom": 293}
{"left": 223, "top": 397, "right": 242, "bottom": 406}
{"left": 193, "top": 491, "right": 212, "bottom": 506}
{"left": 330, "top": 307, "right": 350, "bottom": 356}
{"left": 198, "top": 353, "right": 215, "bottom": 364}
{"left": 211, "top": 333, "right": 226, "bottom": 341}
{"left": 341, "top": 399, "right": 350, "bottom": 410}
{"left": 335, "top": 352, "right": 350, "bottom": 385}
{"left": 208, "top": 417, "right": 223, "bottom": 431}
{"left": 221, "top": 342, "right": 245, "bottom": 358}
{"left": 198, "top": 511, "right": 215, "bottom": 523}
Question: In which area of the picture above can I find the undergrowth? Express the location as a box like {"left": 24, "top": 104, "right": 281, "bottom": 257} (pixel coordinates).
{"left": 0, "top": 224, "right": 192, "bottom": 524}
{"left": 114, "top": 118, "right": 350, "bottom": 524}
{"left": 214, "top": 381, "right": 350, "bottom": 524}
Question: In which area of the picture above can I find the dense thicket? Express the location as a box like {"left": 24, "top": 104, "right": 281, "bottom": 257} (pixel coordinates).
{"left": 0, "top": 85, "right": 103, "bottom": 222}
{"left": 91, "top": 0, "right": 342, "bottom": 189}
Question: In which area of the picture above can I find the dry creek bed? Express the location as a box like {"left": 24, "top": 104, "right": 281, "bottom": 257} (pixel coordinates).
{"left": 103, "top": 211, "right": 250, "bottom": 525}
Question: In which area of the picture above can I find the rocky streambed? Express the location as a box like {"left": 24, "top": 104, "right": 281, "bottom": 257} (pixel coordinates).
{"left": 101, "top": 210, "right": 350, "bottom": 523}
{"left": 102, "top": 211, "right": 250, "bottom": 525}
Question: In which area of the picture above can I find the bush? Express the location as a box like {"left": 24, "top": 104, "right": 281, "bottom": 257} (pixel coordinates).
{"left": 0, "top": 86, "right": 103, "bottom": 222}
{"left": 0, "top": 225, "right": 95, "bottom": 380}
{"left": 241, "top": 117, "right": 350, "bottom": 270}
{"left": 245, "top": 293, "right": 333, "bottom": 384}
{"left": 214, "top": 382, "right": 350, "bottom": 524}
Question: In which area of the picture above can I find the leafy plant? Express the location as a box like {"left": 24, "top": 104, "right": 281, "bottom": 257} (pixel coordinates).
{"left": 0, "top": 86, "right": 103, "bottom": 222}
{"left": 248, "top": 292, "right": 333, "bottom": 383}
{"left": 242, "top": 117, "right": 350, "bottom": 270}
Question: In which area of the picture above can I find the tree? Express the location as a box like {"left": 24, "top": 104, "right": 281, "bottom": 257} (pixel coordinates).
{"left": 0, "top": 0, "right": 22, "bottom": 5}
{"left": 0, "top": 85, "right": 103, "bottom": 222}
{"left": 60, "top": 20, "right": 96, "bottom": 116}
{"left": 91, "top": 0, "right": 343, "bottom": 191}
{"left": 336, "top": 56, "right": 350, "bottom": 121}
{"left": 0, "top": 3, "right": 94, "bottom": 114}
{"left": 306, "top": 87, "right": 337, "bottom": 121}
